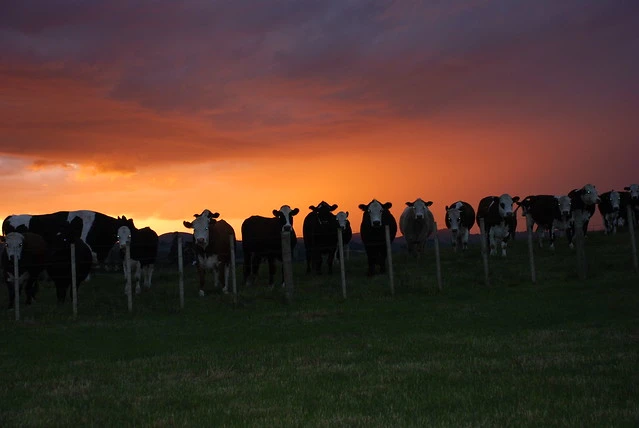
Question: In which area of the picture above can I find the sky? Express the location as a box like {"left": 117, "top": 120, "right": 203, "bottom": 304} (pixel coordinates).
{"left": 1, "top": 0, "right": 638, "bottom": 238}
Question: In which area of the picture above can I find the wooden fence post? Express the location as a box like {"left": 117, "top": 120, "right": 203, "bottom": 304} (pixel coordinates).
{"left": 526, "top": 214, "right": 537, "bottom": 284}
{"left": 433, "top": 222, "right": 442, "bottom": 291}
{"left": 13, "top": 256, "right": 19, "bottom": 321}
{"left": 479, "top": 218, "right": 490, "bottom": 286}
{"left": 71, "top": 243, "right": 78, "bottom": 318}
{"left": 125, "top": 242, "right": 133, "bottom": 313}
{"left": 178, "top": 236, "right": 184, "bottom": 309}
{"left": 385, "top": 225, "right": 395, "bottom": 296}
{"left": 337, "top": 228, "right": 347, "bottom": 299}
{"left": 281, "top": 231, "right": 294, "bottom": 304}
{"left": 628, "top": 205, "right": 638, "bottom": 273}
{"left": 574, "top": 214, "right": 587, "bottom": 280}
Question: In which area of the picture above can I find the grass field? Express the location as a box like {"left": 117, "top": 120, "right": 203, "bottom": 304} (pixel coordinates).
{"left": 1, "top": 230, "right": 638, "bottom": 427}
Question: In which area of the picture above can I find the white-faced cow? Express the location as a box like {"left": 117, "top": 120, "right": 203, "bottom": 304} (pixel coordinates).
{"left": 476, "top": 194, "right": 520, "bottom": 257}
{"left": 516, "top": 195, "right": 572, "bottom": 250}
{"left": 183, "top": 210, "right": 236, "bottom": 296}
{"left": 46, "top": 217, "right": 93, "bottom": 304}
{"left": 117, "top": 216, "right": 159, "bottom": 295}
{"left": 334, "top": 211, "right": 352, "bottom": 263}
{"left": 241, "top": 205, "right": 299, "bottom": 287}
{"left": 444, "top": 201, "right": 476, "bottom": 252}
{"left": 359, "top": 199, "right": 397, "bottom": 276}
{"left": 567, "top": 184, "right": 599, "bottom": 246}
{"left": 399, "top": 198, "right": 434, "bottom": 257}
{"left": 1, "top": 231, "right": 47, "bottom": 308}
{"left": 303, "top": 201, "right": 338, "bottom": 274}
{"left": 597, "top": 190, "right": 621, "bottom": 235}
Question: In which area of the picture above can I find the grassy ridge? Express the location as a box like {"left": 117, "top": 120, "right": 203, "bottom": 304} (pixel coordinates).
{"left": 1, "top": 231, "right": 638, "bottom": 426}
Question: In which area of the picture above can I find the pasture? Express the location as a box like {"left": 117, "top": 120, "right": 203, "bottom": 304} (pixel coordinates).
{"left": 1, "top": 230, "right": 638, "bottom": 426}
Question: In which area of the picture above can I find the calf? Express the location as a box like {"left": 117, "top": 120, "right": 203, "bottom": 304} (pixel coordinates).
{"left": 399, "top": 198, "right": 434, "bottom": 257}
{"left": 1, "top": 232, "right": 47, "bottom": 308}
{"left": 241, "top": 205, "right": 299, "bottom": 287}
{"left": 46, "top": 217, "right": 93, "bottom": 304}
{"left": 516, "top": 195, "right": 571, "bottom": 250}
{"left": 597, "top": 190, "right": 621, "bottom": 235}
{"left": 334, "top": 211, "right": 352, "bottom": 263}
{"left": 476, "top": 194, "right": 520, "bottom": 256}
{"left": 444, "top": 201, "right": 475, "bottom": 251}
{"left": 567, "top": 184, "right": 599, "bottom": 246}
{"left": 303, "top": 201, "right": 339, "bottom": 274}
{"left": 183, "top": 210, "right": 236, "bottom": 296}
{"left": 117, "top": 216, "right": 159, "bottom": 295}
{"left": 359, "top": 199, "right": 397, "bottom": 275}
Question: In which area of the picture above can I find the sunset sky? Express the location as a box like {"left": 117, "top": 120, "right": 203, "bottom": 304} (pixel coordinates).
{"left": 1, "top": 0, "right": 638, "bottom": 238}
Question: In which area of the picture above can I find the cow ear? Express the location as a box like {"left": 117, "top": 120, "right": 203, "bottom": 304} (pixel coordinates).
{"left": 358, "top": 204, "right": 367, "bottom": 211}
{"left": 383, "top": 202, "right": 393, "bottom": 209}
{"left": 512, "top": 196, "right": 520, "bottom": 203}
{"left": 272, "top": 209, "right": 279, "bottom": 217}
{"left": 211, "top": 212, "right": 220, "bottom": 218}
{"left": 193, "top": 213, "right": 200, "bottom": 218}
{"left": 405, "top": 201, "right": 412, "bottom": 206}
{"left": 329, "top": 204, "right": 338, "bottom": 211}
{"left": 345, "top": 211, "right": 349, "bottom": 217}
{"left": 183, "top": 221, "right": 193, "bottom": 229}
{"left": 309, "top": 205, "right": 316, "bottom": 211}
{"left": 426, "top": 201, "right": 433, "bottom": 207}
{"left": 291, "top": 208, "right": 300, "bottom": 216}
{"left": 625, "top": 186, "right": 630, "bottom": 191}
{"left": 445, "top": 205, "right": 449, "bottom": 211}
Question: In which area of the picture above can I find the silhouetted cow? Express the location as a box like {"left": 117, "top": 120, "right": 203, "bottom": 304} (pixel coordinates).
{"left": 359, "top": 199, "right": 397, "bottom": 276}
{"left": 476, "top": 194, "right": 520, "bottom": 256}
{"left": 618, "top": 184, "right": 639, "bottom": 229}
{"left": 444, "top": 201, "right": 475, "bottom": 251}
{"left": 117, "top": 216, "right": 159, "bottom": 295}
{"left": 516, "top": 195, "right": 571, "bottom": 250}
{"left": 1, "top": 231, "right": 47, "bottom": 308}
{"left": 567, "top": 184, "right": 599, "bottom": 246}
{"left": 597, "top": 190, "right": 621, "bottom": 235}
{"left": 241, "top": 205, "right": 299, "bottom": 287}
{"left": 303, "top": 201, "right": 338, "bottom": 274}
{"left": 399, "top": 198, "right": 434, "bottom": 257}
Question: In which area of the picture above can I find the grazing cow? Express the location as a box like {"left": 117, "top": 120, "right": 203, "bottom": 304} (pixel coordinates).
{"left": 241, "top": 205, "right": 299, "bottom": 287}
{"left": 516, "top": 195, "right": 572, "bottom": 250}
{"left": 334, "top": 211, "right": 352, "bottom": 263}
{"left": 444, "top": 201, "right": 476, "bottom": 251}
{"left": 597, "top": 190, "right": 621, "bottom": 235}
{"left": 46, "top": 217, "right": 93, "bottom": 304}
{"left": 567, "top": 184, "right": 599, "bottom": 246}
{"left": 399, "top": 198, "right": 434, "bottom": 256}
{"left": 303, "top": 201, "right": 339, "bottom": 274}
{"left": 1, "top": 231, "right": 47, "bottom": 308}
{"left": 476, "top": 194, "right": 520, "bottom": 257}
{"left": 117, "top": 216, "right": 159, "bottom": 295}
{"left": 359, "top": 199, "right": 397, "bottom": 276}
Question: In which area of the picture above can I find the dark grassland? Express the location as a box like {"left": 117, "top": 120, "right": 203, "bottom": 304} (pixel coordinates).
{"left": 1, "top": 231, "right": 638, "bottom": 427}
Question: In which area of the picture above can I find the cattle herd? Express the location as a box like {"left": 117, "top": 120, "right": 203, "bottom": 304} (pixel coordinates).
{"left": 1, "top": 183, "right": 638, "bottom": 309}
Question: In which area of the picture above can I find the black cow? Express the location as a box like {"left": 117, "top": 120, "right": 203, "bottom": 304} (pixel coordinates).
{"left": 241, "top": 205, "right": 299, "bottom": 287}
{"left": 476, "top": 194, "right": 520, "bottom": 257}
{"left": 303, "top": 201, "right": 338, "bottom": 274}
{"left": 516, "top": 195, "right": 571, "bottom": 250}
{"left": 117, "top": 216, "right": 159, "bottom": 295}
{"left": 444, "top": 201, "right": 476, "bottom": 251}
{"left": 1, "top": 231, "right": 47, "bottom": 308}
{"left": 567, "top": 184, "right": 599, "bottom": 245}
{"left": 46, "top": 217, "right": 93, "bottom": 304}
{"left": 3, "top": 212, "right": 70, "bottom": 246}
{"left": 183, "top": 210, "right": 236, "bottom": 296}
{"left": 618, "top": 185, "right": 639, "bottom": 229}
{"left": 358, "top": 199, "right": 397, "bottom": 276}
{"left": 334, "top": 211, "right": 353, "bottom": 263}
{"left": 597, "top": 190, "right": 621, "bottom": 235}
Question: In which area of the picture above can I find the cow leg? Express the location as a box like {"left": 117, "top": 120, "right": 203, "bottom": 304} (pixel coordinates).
{"left": 55, "top": 281, "right": 67, "bottom": 304}
{"left": 365, "top": 247, "right": 375, "bottom": 276}
{"left": 489, "top": 229, "right": 497, "bottom": 256}
{"left": 462, "top": 228, "right": 469, "bottom": 251}
{"left": 379, "top": 248, "right": 387, "bottom": 274}
{"left": 221, "top": 264, "right": 230, "bottom": 294}
{"left": 536, "top": 224, "right": 544, "bottom": 248}
{"left": 134, "top": 261, "right": 142, "bottom": 295}
{"left": 305, "top": 250, "right": 312, "bottom": 274}
{"left": 197, "top": 265, "right": 206, "bottom": 297}
{"left": 327, "top": 249, "right": 335, "bottom": 274}
{"left": 243, "top": 252, "right": 253, "bottom": 287}
{"left": 450, "top": 230, "right": 458, "bottom": 252}
{"left": 25, "top": 275, "right": 36, "bottom": 305}
{"left": 143, "top": 264, "right": 154, "bottom": 290}
{"left": 267, "top": 256, "right": 276, "bottom": 287}
{"left": 501, "top": 239, "right": 508, "bottom": 257}
{"left": 314, "top": 251, "right": 323, "bottom": 275}
{"left": 567, "top": 224, "right": 575, "bottom": 249}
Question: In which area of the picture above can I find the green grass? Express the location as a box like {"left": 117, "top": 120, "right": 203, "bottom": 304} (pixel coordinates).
{"left": 1, "top": 231, "right": 638, "bottom": 427}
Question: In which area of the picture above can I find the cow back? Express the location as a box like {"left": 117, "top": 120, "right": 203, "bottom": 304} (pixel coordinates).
{"left": 210, "top": 220, "right": 235, "bottom": 263}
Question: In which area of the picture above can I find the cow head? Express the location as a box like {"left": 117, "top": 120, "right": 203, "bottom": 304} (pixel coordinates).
{"left": 405, "top": 198, "right": 433, "bottom": 222}
{"left": 55, "top": 216, "right": 84, "bottom": 245}
{"left": 608, "top": 190, "right": 621, "bottom": 211}
{"left": 359, "top": 199, "right": 392, "bottom": 228}
{"left": 498, "top": 194, "right": 519, "bottom": 218}
{"left": 273, "top": 205, "right": 299, "bottom": 232}
{"left": 116, "top": 216, "right": 136, "bottom": 249}
{"left": 309, "top": 201, "right": 338, "bottom": 226}
{"left": 445, "top": 205, "right": 462, "bottom": 233}
{"left": 580, "top": 184, "right": 598, "bottom": 205}
{"left": 183, "top": 210, "right": 220, "bottom": 249}
{"left": 624, "top": 184, "right": 639, "bottom": 200}
{"left": 336, "top": 211, "right": 350, "bottom": 230}
{"left": 1, "top": 232, "right": 25, "bottom": 261}
{"left": 554, "top": 195, "right": 572, "bottom": 219}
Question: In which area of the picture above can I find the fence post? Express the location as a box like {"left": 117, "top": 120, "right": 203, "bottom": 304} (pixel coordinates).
{"left": 178, "top": 236, "right": 184, "bottom": 309}
{"left": 385, "top": 225, "right": 395, "bottom": 296}
{"left": 628, "top": 205, "right": 638, "bottom": 273}
{"left": 433, "top": 222, "right": 442, "bottom": 291}
{"left": 479, "top": 218, "right": 490, "bottom": 286}
{"left": 71, "top": 243, "right": 78, "bottom": 318}
{"left": 125, "top": 242, "right": 133, "bottom": 313}
{"left": 337, "top": 228, "right": 347, "bottom": 299}
{"left": 13, "top": 256, "right": 19, "bottom": 321}
{"left": 574, "top": 214, "right": 587, "bottom": 280}
{"left": 281, "top": 231, "right": 294, "bottom": 304}
{"left": 230, "top": 235, "right": 238, "bottom": 305}
{"left": 526, "top": 214, "right": 537, "bottom": 284}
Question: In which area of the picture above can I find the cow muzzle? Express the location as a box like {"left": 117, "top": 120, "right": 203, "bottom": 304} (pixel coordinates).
{"left": 196, "top": 238, "right": 207, "bottom": 248}
{"left": 282, "top": 225, "right": 291, "bottom": 232}
{"left": 372, "top": 220, "right": 381, "bottom": 228}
